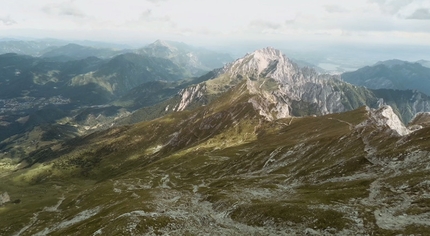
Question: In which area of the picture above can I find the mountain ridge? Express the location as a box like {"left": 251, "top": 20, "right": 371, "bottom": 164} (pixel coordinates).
{"left": 41, "top": 43, "right": 128, "bottom": 61}
{"left": 342, "top": 60, "right": 430, "bottom": 96}
{"left": 138, "top": 40, "right": 233, "bottom": 77}
{"left": 139, "top": 47, "right": 430, "bottom": 125}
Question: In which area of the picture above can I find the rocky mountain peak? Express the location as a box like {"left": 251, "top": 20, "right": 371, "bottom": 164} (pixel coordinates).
{"left": 248, "top": 47, "right": 284, "bottom": 62}
{"left": 151, "top": 39, "right": 170, "bottom": 47}
{"left": 171, "top": 47, "right": 430, "bottom": 126}
{"left": 145, "top": 39, "right": 177, "bottom": 53}
{"left": 144, "top": 40, "right": 177, "bottom": 56}
{"left": 223, "top": 47, "right": 298, "bottom": 81}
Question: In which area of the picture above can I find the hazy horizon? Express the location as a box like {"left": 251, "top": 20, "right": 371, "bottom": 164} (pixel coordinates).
{"left": 1, "top": 36, "right": 430, "bottom": 72}
{"left": 1, "top": 0, "right": 430, "bottom": 70}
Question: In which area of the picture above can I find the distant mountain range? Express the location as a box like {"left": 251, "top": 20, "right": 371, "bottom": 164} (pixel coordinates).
{"left": 0, "top": 40, "right": 233, "bottom": 103}
{"left": 342, "top": 59, "right": 430, "bottom": 95}
{"left": 0, "top": 40, "right": 62, "bottom": 56}
{"left": 41, "top": 43, "right": 130, "bottom": 61}
{"left": 137, "top": 40, "right": 233, "bottom": 77}
{"left": 0, "top": 40, "right": 236, "bottom": 158}
{"left": 0, "top": 52, "right": 186, "bottom": 104}
{"left": 0, "top": 39, "right": 130, "bottom": 56}
{"left": 417, "top": 59, "right": 430, "bottom": 68}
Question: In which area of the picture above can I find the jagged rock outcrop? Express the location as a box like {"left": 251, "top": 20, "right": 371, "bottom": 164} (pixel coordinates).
{"left": 175, "top": 83, "right": 206, "bottom": 112}
{"left": 409, "top": 92, "right": 430, "bottom": 117}
{"left": 0, "top": 192, "right": 10, "bottom": 205}
{"left": 357, "top": 105, "right": 411, "bottom": 136}
{"left": 372, "top": 90, "right": 430, "bottom": 123}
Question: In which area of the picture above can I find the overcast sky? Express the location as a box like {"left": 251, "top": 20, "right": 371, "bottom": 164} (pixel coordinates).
{"left": 1, "top": 0, "right": 430, "bottom": 47}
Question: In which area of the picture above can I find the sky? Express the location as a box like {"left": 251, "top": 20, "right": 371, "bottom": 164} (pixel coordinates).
{"left": 1, "top": 0, "right": 430, "bottom": 48}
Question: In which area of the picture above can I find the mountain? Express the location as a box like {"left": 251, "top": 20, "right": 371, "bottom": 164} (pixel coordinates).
{"left": 2, "top": 47, "right": 427, "bottom": 155}
{"left": 374, "top": 59, "right": 408, "bottom": 67}
{"left": 0, "top": 40, "right": 63, "bottom": 56}
{"left": 0, "top": 52, "right": 189, "bottom": 103}
{"left": 114, "top": 73, "right": 212, "bottom": 110}
{"left": 0, "top": 52, "right": 191, "bottom": 160}
{"left": 342, "top": 60, "right": 430, "bottom": 95}
{"left": 70, "top": 53, "right": 189, "bottom": 98}
{"left": 0, "top": 53, "right": 106, "bottom": 101}
{"left": 2, "top": 47, "right": 430, "bottom": 235}
{"left": 137, "top": 40, "right": 233, "bottom": 77}
{"left": 2, "top": 81, "right": 430, "bottom": 234}
{"left": 0, "top": 52, "right": 92, "bottom": 155}
{"left": 41, "top": 43, "right": 128, "bottom": 61}
{"left": 126, "top": 47, "right": 372, "bottom": 122}
{"left": 0, "top": 39, "right": 131, "bottom": 56}
{"left": 417, "top": 59, "right": 430, "bottom": 68}
{"left": 121, "top": 48, "right": 430, "bottom": 126}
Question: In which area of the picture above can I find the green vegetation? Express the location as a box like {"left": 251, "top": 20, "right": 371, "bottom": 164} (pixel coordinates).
{"left": 1, "top": 97, "right": 430, "bottom": 234}
{"left": 2, "top": 47, "right": 430, "bottom": 235}
{"left": 231, "top": 203, "right": 351, "bottom": 230}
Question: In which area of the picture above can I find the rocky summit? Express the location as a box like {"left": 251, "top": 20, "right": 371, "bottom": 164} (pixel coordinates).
{"left": 160, "top": 48, "right": 430, "bottom": 123}
{"left": 1, "top": 47, "right": 430, "bottom": 235}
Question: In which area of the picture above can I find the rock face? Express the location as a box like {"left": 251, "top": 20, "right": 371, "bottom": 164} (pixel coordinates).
{"left": 408, "top": 92, "right": 430, "bottom": 116}
{"left": 376, "top": 106, "right": 410, "bottom": 136}
{"left": 207, "top": 48, "right": 430, "bottom": 122}
{"left": 175, "top": 83, "right": 206, "bottom": 112}
{"left": 0, "top": 192, "right": 10, "bottom": 205}
{"left": 172, "top": 47, "right": 376, "bottom": 120}
{"left": 358, "top": 105, "right": 411, "bottom": 136}
{"left": 223, "top": 47, "right": 295, "bottom": 77}
{"left": 230, "top": 47, "right": 349, "bottom": 117}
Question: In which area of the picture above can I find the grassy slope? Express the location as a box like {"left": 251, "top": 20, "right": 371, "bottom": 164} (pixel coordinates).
{"left": 1, "top": 84, "right": 430, "bottom": 235}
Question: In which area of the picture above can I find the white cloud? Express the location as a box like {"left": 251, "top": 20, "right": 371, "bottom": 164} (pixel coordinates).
{"left": 0, "top": 16, "right": 16, "bottom": 26}
{"left": 248, "top": 20, "right": 282, "bottom": 31}
{"left": 370, "top": 0, "right": 414, "bottom": 15}
{"left": 146, "top": 0, "right": 168, "bottom": 4}
{"left": 324, "top": 5, "right": 348, "bottom": 13}
{"left": 369, "top": 0, "right": 430, "bottom": 20}
{"left": 407, "top": 8, "right": 430, "bottom": 19}
{"left": 42, "top": 2, "right": 86, "bottom": 18}
{"left": 138, "top": 9, "right": 174, "bottom": 25}
{"left": 0, "top": 0, "right": 429, "bottom": 46}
